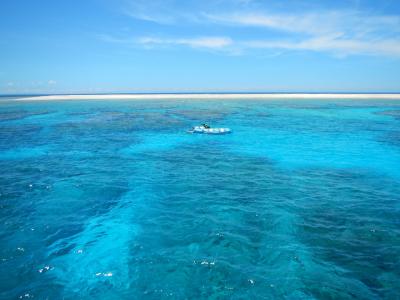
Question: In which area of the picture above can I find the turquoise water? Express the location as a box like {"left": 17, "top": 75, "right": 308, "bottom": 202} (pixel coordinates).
{"left": 1, "top": 98, "right": 400, "bottom": 299}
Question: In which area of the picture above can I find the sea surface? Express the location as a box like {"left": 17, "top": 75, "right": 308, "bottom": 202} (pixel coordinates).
{"left": 1, "top": 98, "right": 400, "bottom": 299}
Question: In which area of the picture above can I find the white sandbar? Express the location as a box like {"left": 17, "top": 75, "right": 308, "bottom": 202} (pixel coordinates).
{"left": 17, "top": 93, "right": 400, "bottom": 101}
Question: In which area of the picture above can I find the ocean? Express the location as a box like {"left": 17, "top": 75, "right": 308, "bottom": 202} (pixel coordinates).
{"left": 0, "top": 98, "right": 399, "bottom": 299}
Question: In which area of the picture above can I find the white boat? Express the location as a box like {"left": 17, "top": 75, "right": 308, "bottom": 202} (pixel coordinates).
{"left": 188, "top": 125, "right": 232, "bottom": 135}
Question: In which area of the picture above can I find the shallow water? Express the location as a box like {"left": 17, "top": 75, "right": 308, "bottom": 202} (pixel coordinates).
{"left": 1, "top": 98, "right": 400, "bottom": 299}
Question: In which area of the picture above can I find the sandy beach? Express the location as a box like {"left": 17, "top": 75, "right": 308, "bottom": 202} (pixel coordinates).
{"left": 17, "top": 93, "right": 400, "bottom": 101}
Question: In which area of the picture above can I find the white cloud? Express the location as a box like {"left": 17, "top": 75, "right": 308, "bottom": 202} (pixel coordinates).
{"left": 138, "top": 36, "right": 233, "bottom": 49}
{"left": 207, "top": 11, "right": 400, "bottom": 36}
{"left": 122, "top": 0, "right": 179, "bottom": 24}
{"left": 106, "top": 3, "right": 400, "bottom": 58}
{"left": 206, "top": 12, "right": 337, "bottom": 35}
{"left": 121, "top": 0, "right": 252, "bottom": 24}
{"left": 205, "top": 10, "right": 400, "bottom": 57}
{"left": 124, "top": 10, "right": 175, "bottom": 24}
{"left": 48, "top": 80, "right": 57, "bottom": 85}
{"left": 6, "top": 82, "right": 14, "bottom": 87}
{"left": 244, "top": 35, "right": 400, "bottom": 57}
{"left": 99, "top": 33, "right": 233, "bottom": 50}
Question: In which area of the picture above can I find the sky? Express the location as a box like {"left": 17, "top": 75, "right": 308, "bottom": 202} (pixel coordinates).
{"left": 1, "top": 0, "right": 400, "bottom": 94}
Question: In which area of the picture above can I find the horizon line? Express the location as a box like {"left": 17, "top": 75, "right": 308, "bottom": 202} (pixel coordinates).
{"left": 2, "top": 91, "right": 400, "bottom": 97}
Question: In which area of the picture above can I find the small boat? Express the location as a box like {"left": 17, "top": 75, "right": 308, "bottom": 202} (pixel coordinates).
{"left": 188, "top": 125, "right": 232, "bottom": 135}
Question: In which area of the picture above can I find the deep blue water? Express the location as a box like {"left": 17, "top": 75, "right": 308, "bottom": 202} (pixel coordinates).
{"left": 1, "top": 98, "right": 400, "bottom": 299}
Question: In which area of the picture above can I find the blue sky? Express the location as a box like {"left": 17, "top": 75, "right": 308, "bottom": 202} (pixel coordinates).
{"left": 1, "top": 0, "right": 400, "bottom": 94}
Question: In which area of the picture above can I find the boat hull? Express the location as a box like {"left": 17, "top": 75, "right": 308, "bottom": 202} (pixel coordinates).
{"left": 189, "top": 126, "right": 232, "bottom": 135}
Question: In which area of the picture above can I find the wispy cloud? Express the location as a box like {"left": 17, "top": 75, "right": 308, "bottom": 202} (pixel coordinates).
{"left": 244, "top": 35, "right": 400, "bottom": 57}
{"left": 99, "top": 33, "right": 234, "bottom": 52}
{"left": 209, "top": 11, "right": 400, "bottom": 57}
{"left": 121, "top": 0, "right": 252, "bottom": 24}
{"left": 206, "top": 12, "right": 337, "bottom": 35}
{"left": 123, "top": 9, "right": 175, "bottom": 24}
{"left": 138, "top": 36, "right": 233, "bottom": 49}
{"left": 109, "top": 1, "right": 400, "bottom": 58}
{"left": 122, "top": 0, "right": 189, "bottom": 24}
{"left": 206, "top": 11, "right": 400, "bottom": 37}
